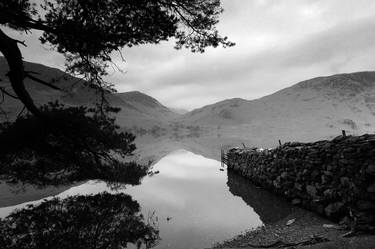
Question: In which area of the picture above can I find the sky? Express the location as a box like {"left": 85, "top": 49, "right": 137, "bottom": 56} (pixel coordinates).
{"left": 5, "top": 0, "right": 375, "bottom": 110}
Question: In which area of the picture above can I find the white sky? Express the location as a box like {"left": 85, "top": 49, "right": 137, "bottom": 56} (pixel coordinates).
{"left": 5, "top": 0, "right": 375, "bottom": 110}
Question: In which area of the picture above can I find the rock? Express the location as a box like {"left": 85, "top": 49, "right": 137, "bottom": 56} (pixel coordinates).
{"left": 321, "top": 175, "right": 328, "bottom": 184}
{"left": 340, "top": 177, "right": 350, "bottom": 186}
{"left": 280, "top": 172, "right": 288, "bottom": 179}
{"left": 357, "top": 200, "right": 375, "bottom": 210}
{"left": 286, "top": 218, "right": 296, "bottom": 226}
{"left": 226, "top": 134, "right": 375, "bottom": 232}
{"left": 323, "top": 189, "right": 334, "bottom": 198}
{"left": 366, "top": 164, "right": 375, "bottom": 175}
{"left": 294, "top": 182, "right": 303, "bottom": 191}
{"left": 324, "top": 202, "right": 344, "bottom": 217}
{"left": 339, "top": 216, "right": 351, "bottom": 227}
{"left": 367, "top": 182, "right": 375, "bottom": 193}
{"left": 323, "top": 170, "right": 333, "bottom": 176}
{"left": 323, "top": 224, "right": 339, "bottom": 229}
{"left": 306, "top": 185, "right": 317, "bottom": 197}
{"left": 292, "top": 198, "right": 301, "bottom": 205}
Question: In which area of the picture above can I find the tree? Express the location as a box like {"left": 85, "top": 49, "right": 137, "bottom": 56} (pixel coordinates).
{"left": 0, "top": 102, "right": 150, "bottom": 185}
{"left": 0, "top": 0, "right": 234, "bottom": 117}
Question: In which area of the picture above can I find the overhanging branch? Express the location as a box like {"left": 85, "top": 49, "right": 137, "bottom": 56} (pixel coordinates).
{"left": 26, "top": 73, "right": 63, "bottom": 91}
{"left": 0, "top": 28, "right": 42, "bottom": 117}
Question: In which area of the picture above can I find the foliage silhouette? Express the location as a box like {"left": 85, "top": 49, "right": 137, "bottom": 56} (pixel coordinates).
{"left": 0, "top": 102, "right": 149, "bottom": 185}
{"left": 0, "top": 192, "right": 160, "bottom": 249}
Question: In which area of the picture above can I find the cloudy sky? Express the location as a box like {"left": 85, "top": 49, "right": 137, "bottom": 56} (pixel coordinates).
{"left": 6, "top": 0, "right": 375, "bottom": 110}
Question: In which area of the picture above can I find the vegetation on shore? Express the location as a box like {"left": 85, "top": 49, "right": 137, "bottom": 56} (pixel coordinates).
{"left": 0, "top": 102, "right": 149, "bottom": 186}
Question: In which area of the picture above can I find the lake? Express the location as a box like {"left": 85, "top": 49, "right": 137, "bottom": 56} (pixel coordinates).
{"left": 0, "top": 135, "right": 295, "bottom": 249}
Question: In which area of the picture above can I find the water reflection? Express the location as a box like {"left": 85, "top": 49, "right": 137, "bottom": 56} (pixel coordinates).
{"left": 124, "top": 150, "right": 263, "bottom": 249}
{"left": 0, "top": 135, "right": 297, "bottom": 249}
{"left": 0, "top": 193, "right": 159, "bottom": 249}
{"left": 227, "top": 171, "right": 294, "bottom": 225}
{"left": 0, "top": 181, "right": 82, "bottom": 207}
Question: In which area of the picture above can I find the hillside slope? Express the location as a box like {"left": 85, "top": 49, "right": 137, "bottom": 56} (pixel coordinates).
{"left": 180, "top": 72, "right": 375, "bottom": 141}
{"left": 2, "top": 58, "right": 374, "bottom": 142}
{"left": 0, "top": 58, "right": 179, "bottom": 128}
{"left": 114, "top": 91, "right": 179, "bottom": 128}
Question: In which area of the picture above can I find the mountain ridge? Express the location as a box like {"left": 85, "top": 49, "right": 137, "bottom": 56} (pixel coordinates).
{"left": 1, "top": 57, "right": 374, "bottom": 141}
{"left": 0, "top": 57, "right": 180, "bottom": 128}
{"left": 178, "top": 70, "right": 375, "bottom": 143}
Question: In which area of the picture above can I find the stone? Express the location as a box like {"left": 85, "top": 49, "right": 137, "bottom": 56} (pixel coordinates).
{"left": 366, "top": 164, "right": 375, "bottom": 175}
{"left": 286, "top": 218, "right": 296, "bottom": 226}
{"left": 340, "top": 177, "right": 350, "bottom": 186}
{"left": 367, "top": 182, "right": 375, "bottom": 193}
{"left": 321, "top": 175, "right": 330, "bottom": 184}
{"left": 323, "top": 224, "right": 339, "bottom": 229}
{"left": 294, "top": 182, "right": 303, "bottom": 191}
{"left": 306, "top": 185, "right": 317, "bottom": 197}
{"left": 357, "top": 200, "right": 375, "bottom": 211}
{"left": 323, "top": 189, "right": 334, "bottom": 198}
{"left": 280, "top": 171, "right": 288, "bottom": 179}
{"left": 323, "top": 170, "right": 333, "bottom": 176}
{"left": 292, "top": 198, "right": 301, "bottom": 205}
{"left": 225, "top": 134, "right": 375, "bottom": 231}
{"left": 324, "top": 202, "right": 344, "bottom": 217}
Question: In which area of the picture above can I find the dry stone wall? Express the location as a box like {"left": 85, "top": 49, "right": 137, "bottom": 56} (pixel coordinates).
{"left": 225, "top": 134, "right": 375, "bottom": 231}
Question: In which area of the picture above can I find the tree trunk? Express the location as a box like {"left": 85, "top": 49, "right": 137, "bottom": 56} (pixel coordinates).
{"left": 0, "top": 28, "right": 42, "bottom": 117}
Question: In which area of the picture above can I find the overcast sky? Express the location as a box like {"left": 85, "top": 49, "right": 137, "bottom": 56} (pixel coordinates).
{"left": 6, "top": 0, "right": 375, "bottom": 110}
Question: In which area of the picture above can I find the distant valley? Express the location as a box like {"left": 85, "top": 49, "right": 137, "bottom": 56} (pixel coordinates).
{"left": 1, "top": 57, "right": 374, "bottom": 146}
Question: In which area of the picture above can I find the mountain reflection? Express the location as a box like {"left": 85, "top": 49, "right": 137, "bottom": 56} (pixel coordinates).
{"left": 0, "top": 135, "right": 298, "bottom": 249}
{"left": 226, "top": 170, "right": 294, "bottom": 225}
{"left": 0, "top": 193, "right": 159, "bottom": 249}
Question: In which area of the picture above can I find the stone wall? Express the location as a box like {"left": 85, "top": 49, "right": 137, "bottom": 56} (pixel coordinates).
{"left": 225, "top": 134, "right": 375, "bottom": 231}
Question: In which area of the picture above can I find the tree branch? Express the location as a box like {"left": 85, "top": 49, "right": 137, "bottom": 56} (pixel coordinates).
{"left": 25, "top": 74, "right": 63, "bottom": 91}
{"left": 0, "top": 28, "right": 42, "bottom": 117}
{"left": 0, "top": 86, "right": 19, "bottom": 99}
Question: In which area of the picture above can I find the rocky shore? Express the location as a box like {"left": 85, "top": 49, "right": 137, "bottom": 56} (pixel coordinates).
{"left": 224, "top": 134, "right": 375, "bottom": 231}
{"left": 213, "top": 134, "right": 375, "bottom": 248}
{"left": 210, "top": 205, "right": 375, "bottom": 249}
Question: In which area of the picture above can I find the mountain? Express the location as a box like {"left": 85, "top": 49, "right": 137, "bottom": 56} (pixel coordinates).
{"left": 0, "top": 57, "right": 180, "bottom": 128}
{"left": 112, "top": 91, "right": 180, "bottom": 128}
{"left": 2, "top": 57, "right": 374, "bottom": 144}
{"left": 180, "top": 72, "right": 375, "bottom": 143}
{"left": 169, "top": 107, "right": 189, "bottom": 115}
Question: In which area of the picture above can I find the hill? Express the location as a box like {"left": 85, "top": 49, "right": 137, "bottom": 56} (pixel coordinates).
{"left": 180, "top": 72, "right": 375, "bottom": 143}
{"left": 0, "top": 57, "right": 180, "bottom": 128}
{"left": 2, "top": 58, "right": 374, "bottom": 143}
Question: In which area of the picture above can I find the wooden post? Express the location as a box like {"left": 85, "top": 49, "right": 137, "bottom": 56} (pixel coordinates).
{"left": 342, "top": 130, "right": 346, "bottom": 137}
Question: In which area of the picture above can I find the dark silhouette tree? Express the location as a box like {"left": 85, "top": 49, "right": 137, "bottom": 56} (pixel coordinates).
{"left": 0, "top": 0, "right": 234, "bottom": 117}
{"left": 0, "top": 102, "right": 151, "bottom": 185}
{"left": 0, "top": 192, "right": 160, "bottom": 249}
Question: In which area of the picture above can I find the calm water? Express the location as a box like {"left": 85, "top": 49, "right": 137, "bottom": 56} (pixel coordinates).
{"left": 0, "top": 136, "right": 294, "bottom": 249}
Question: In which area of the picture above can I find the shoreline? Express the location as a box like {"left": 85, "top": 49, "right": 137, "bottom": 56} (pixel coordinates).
{"left": 212, "top": 134, "right": 375, "bottom": 248}
{"left": 210, "top": 204, "right": 375, "bottom": 249}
